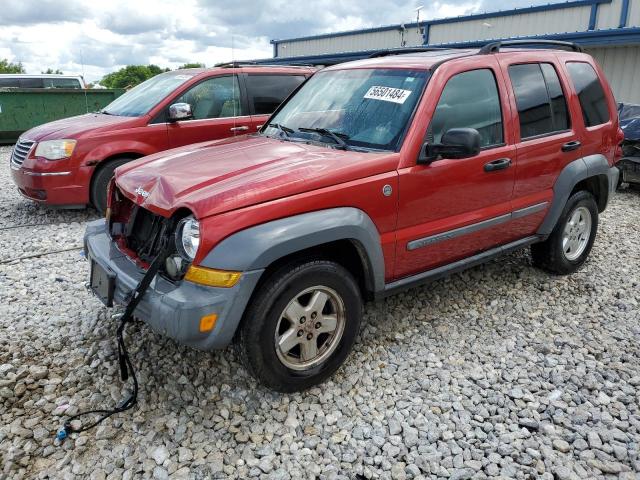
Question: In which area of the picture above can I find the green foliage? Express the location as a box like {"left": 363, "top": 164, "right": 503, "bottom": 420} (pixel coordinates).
{"left": 0, "top": 58, "right": 25, "bottom": 74}
{"left": 42, "top": 68, "right": 64, "bottom": 74}
{"left": 178, "top": 63, "right": 205, "bottom": 69}
{"left": 99, "top": 64, "right": 170, "bottom": 89}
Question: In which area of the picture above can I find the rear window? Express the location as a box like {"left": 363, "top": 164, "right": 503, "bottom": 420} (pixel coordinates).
{"left": 566, "top": 62, "right": 610, "bottom": 127}
{"left": 43, "top": 78, "right": 82, "bottom": 89}
{"left": 246, "top": 74, "right": 306, "bottom": 114}
{"left": 509, "top": 63, "right": 570, "bottom": 139}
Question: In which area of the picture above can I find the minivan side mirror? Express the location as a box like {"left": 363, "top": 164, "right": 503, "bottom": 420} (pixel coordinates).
{"left": 168, "top": 103, "right": 193, "bottom": 122}
{"left": 418, "top": 128, "right": 481, "bottom": 164}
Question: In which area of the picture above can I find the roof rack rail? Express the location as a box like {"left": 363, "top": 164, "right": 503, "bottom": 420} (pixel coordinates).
{"left": 368, "top": 47, "right": 451, "bottom": 58}
{"left": 479, "top": 39, "right": 583, "bottom": 54}
{"left": 214, "top": 61, "right": 314, "bottom": 68}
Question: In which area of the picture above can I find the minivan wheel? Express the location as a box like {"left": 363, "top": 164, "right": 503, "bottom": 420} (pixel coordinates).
{"left": 531, "top": 190, "right": 598, "bottom": 274}
{"left": 236, "top": 259, "right": 362, "bottom": 392}
{"left": 90, "top": 158, "right": 133, "bottom": 214}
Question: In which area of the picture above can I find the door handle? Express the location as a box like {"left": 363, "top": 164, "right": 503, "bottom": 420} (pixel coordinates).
{"left": 230, "top": 126, "right": 249, "bottom": 132}
{"left": 561, "top": 140, "right": 581, "bottom": 152}
{"left": 484, "top": 158, "right": 512, "bottom": 172}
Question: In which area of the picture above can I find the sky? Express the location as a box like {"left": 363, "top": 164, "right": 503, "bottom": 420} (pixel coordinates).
{"left": 0, "top": 0, "right": 553, "bottom": 83}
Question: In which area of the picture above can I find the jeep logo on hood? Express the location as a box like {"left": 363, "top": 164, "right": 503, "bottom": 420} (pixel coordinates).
{"left": 135, "top": 186, "right": 150, "bottom": 199}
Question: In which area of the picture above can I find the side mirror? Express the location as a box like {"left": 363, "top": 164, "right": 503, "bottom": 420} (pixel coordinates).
{"left": 168, "top": 103, "right": 193, "bottom": 122}
{"left": 418, "top": 128, "right": 481, "bottom": 164}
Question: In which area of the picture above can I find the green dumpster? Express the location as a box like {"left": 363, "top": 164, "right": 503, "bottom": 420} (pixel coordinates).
{"left": 0, "top": 88, "right": 125, "bottom": 144}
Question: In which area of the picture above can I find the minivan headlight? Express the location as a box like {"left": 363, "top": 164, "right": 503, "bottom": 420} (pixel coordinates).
{"left": 34, "top": 139, "right": 77, "bottom": 160}
{"left": 175, "top": 215, "right": 200, "bottom": 260}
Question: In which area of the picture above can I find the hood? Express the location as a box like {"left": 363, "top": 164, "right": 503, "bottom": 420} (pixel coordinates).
{"left": 115, "top": 135, "right": 398, "bottom": 218}
{"left": 21, "top": 113, "right": 140, "bottom": 142}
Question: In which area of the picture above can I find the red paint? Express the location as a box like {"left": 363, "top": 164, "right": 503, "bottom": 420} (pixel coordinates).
{"left": 111, "top": 49, "right": 618, "bottom": 282}
{"left": 11, "top": 66, "right": 314, "bottom": 206}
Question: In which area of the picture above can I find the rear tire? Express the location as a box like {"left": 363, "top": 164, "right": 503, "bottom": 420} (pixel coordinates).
{"left": 236, "top": 259, "right": 362, "bottom": 392}
{"left": 531, "top": 190, "right": 598, "bottom": 274}
{"left": 90, "top": 158, "right": 133, "bottom": 214}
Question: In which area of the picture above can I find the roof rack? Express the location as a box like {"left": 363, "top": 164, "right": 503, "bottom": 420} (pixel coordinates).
{"left": 479, "top": 39, "right": 583, "bottom": 54}
{"left": 214, "top": 61, "right": 314, "bottom": 68}
{"left": 368, "top": 47, "right": 451, "bottom": 58}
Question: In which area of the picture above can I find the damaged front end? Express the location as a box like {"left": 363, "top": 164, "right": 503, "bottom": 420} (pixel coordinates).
{"left": 617, "top": 103, "right": 640, "bottom": 185}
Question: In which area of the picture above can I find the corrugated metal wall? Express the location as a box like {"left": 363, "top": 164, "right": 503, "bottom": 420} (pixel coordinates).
{"left": 276, "top": 28, "right": 423, "bottom": 57}
{"left": 428, "top": 6, "right": 592, "bottom": 44}
{"left": 588, "top": 46, "right": 640, "bottom": 103}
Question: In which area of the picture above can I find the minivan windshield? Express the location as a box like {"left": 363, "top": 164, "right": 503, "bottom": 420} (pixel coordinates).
{"left": 264, "top": 68, "right": 429, "bottom": 151}
{"left": 101, "top": 72, "right": 196, "bottom": 117}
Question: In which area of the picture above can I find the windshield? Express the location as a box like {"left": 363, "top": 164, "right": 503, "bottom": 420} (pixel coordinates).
{"left": 102, "top": 72, "right": 196, "bottom": 117}
{"left": 264, "top": 68, "right": 429, "bottom": 151}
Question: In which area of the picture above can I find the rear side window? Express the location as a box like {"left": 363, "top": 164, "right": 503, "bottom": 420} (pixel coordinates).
{"left": 246, "top": 74, "right": 306, "bottom": 114}
{"left": 0, "top": 78, "right": 20, "bottom": 87}
{"left": 19, "top": 78, "right": 44, "bottom": 88}
{"left": 566, "top": 62, "right": 610, "bottom": 127}
{"left": 428, "top": 69, "right": 503, "bottom": 148}
{"left": 509, "top": 63, "right": 569, "bottom": 139}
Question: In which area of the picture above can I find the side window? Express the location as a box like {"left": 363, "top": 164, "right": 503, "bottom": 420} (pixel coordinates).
{"left": 0, "top": 78, "right": 20, "bottom": 87}
{"left": 246, "top": 74, "right": 306, "bottom": 115}
{"left": 429, "top": 69, "right": 503, "bottom": 148}
{"left": 44, "top": 78, "right": 82, "bottom": 89}
{"left": 509, "top": 63, "right": 570, "bottom": 139}
{"left": 19, "top": 78, "right": 44, "bottom": 88}
{"left": 566, "top": 62, "right": 610, "bottom": 127}
{"left": 175, "top": 75, "right": 243, "bottom": 120}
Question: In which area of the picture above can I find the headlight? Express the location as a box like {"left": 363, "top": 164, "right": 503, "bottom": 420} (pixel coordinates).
{"left": 175, "top": 215, "right": 200, "bottom": 260}
{"left": 34, "top": 139, "right": 77, "bottom": 160}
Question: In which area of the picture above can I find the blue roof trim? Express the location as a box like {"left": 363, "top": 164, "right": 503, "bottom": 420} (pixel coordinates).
{"left": 255, "top": 28, "right": 640, "bottom": 66}
{"left": 619, "top": 0, "right": 630, "bottom": 27}
{"left": 271, "top": 0, "right": 612, "bottom": 46}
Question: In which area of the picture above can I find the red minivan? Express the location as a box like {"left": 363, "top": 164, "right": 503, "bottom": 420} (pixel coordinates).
{"left": 10, "top": 65, "right": 315, "bottom": 212}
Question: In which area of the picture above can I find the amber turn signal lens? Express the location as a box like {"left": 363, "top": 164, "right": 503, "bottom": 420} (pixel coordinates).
{"left": 184, "top": 265, "right": 241, "bottom": 288}
{"left": 199, "top": 314, "right": 218, "bottom": 332}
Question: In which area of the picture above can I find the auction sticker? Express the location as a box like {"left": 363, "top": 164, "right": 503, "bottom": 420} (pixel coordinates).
{"left": 364, "top": 86, "right": 412, "bottom": 104}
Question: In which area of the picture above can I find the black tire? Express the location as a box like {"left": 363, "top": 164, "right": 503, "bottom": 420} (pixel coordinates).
{"left": 531, "top": 190, "right": 599, "bottom": 274}
{"left": 90, "top": 158, "right": 133, "bottom": 214}
{"left": 236, "top": 259, "right": 362, "bottom": 392}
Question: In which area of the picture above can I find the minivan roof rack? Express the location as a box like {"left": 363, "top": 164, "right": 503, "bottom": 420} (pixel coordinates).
{"left": 368, "top": 47, "right": 451, "bottom": 58}
{"left": 214, "top": 61, "right": 314, "bottom": 68}
{"left": 479, "top": 39, "right": 583, "bottom": 54}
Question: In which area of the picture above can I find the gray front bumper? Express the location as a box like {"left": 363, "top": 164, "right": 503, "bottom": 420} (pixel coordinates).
{"left": 83, "top": 220, "right": 263, "bottom": 351}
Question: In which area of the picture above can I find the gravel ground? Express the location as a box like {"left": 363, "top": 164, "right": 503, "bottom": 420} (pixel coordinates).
{"left": 1, "top": 143, "right": 639, "bottom": 480}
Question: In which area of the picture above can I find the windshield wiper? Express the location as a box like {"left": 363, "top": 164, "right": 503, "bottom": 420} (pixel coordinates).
{"left": 267, "top": 123, "right": 294, "bottom": 137}
{"left": 298, "top": 127, "right": 350, "bottom": 150}
{"left": 100, "top": 109, "right": 112, "bottom": 115}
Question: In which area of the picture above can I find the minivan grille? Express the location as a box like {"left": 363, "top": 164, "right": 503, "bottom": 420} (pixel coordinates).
{"left": 10, "top": 139, "right": 35, "bottom": 169}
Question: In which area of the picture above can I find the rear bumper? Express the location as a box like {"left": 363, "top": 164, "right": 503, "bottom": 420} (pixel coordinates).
{"left": 83, "top": 220, "right": 263, "bottom": 350}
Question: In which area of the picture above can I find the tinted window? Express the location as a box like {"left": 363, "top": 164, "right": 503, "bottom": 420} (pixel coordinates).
{"left": 541, "top": 64, "right": 570, "bottom": 131}
{"left": 0, "top": 78, "right": 20, "bottom": 87}
{"left": 246, "top": 75, "right": 305, "bottom": 114}
{"left": 19, "top": 78, "right": 44, "bottom": 88}
{"left": 566, "top": 62, "right": 610, "bottom": 127}
{"left": 429, "top": 69, "right": 503, "bottom": 148}
{"left": 176, "top": 75, "right": 243, "bottom": 120}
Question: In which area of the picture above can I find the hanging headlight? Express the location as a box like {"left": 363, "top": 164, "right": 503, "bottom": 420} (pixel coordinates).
{"left": 175, "top": 215, "right": 200, "bottom": 261}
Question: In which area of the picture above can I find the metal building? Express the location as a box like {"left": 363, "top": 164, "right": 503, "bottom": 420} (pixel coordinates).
{"left": 264, "top": 0, "right": 640, "bottom": 103}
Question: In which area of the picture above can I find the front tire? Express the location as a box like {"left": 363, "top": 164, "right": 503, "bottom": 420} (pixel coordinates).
{"left": 90, "top": 158, "right": 133, "bottom": 214}
{"left": 236, "top": 259, "right": 362, "bottom": 392}
{"left": 531, "top": 190, "right": 599, "bottom": 274}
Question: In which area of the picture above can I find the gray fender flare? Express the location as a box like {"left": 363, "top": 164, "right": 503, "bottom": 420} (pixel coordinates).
{"left": 537, "top": 154, "right": 615, "bottom": 236}
{"left": 201, "top": 207, "right": 386, "bottom": 292}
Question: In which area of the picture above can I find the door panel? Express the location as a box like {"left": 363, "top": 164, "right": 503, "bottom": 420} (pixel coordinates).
{"left": 395, "top": 64, "right": 516, "bottom": 279}
{"left": 167, "top": 75, "right": 250, "bottom": 148}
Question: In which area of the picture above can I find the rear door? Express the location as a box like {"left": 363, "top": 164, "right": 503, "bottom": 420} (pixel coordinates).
{"left": 499, "top": 56, "right": 582, "bottom": 239}
{"left": 244, "top": 73, "right": 307, "bottom": 131}
{"left": 394, "top": 59, "right": 517, "bottom": 278}
{"left": 167, "top": 73, "right": 251, "bottom": 148}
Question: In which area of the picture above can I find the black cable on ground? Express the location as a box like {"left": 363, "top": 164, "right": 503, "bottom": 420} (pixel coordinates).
{"left": 56, "top": 218, "right": 175, "bottom": 442}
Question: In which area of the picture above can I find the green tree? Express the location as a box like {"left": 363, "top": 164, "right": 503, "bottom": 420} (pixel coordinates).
{"left": 99, "top": 64, "right": 170, "bottom": 89}
{"left": 42, "top": 68, "right": 63, "bottom": 74}
{"left": 0, "top": 58, "right": 25, "bottom": 74}
{"left": 178, "top": 63, "right": 205, "bottom": 69}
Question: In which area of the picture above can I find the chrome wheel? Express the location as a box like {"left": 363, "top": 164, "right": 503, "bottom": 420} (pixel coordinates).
{"left": 562, "top": 206, "right": 592, "bottom": 261}
{"left": 274, "top": 286, "right": 346, "bottom": 371}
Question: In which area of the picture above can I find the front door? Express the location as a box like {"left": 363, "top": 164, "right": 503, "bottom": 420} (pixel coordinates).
{"left": 167, "top": 74, "right": 252, "bottom": 148}
{"left": 394, "top": 61, "right": 516, "bottom": 278}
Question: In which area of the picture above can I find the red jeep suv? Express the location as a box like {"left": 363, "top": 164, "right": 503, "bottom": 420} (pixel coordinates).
{"left": 85, "top": 41, "right": 621, "bottom": 391}
{"left": 10, "top": 64, "right": 314, "bottom": 212}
